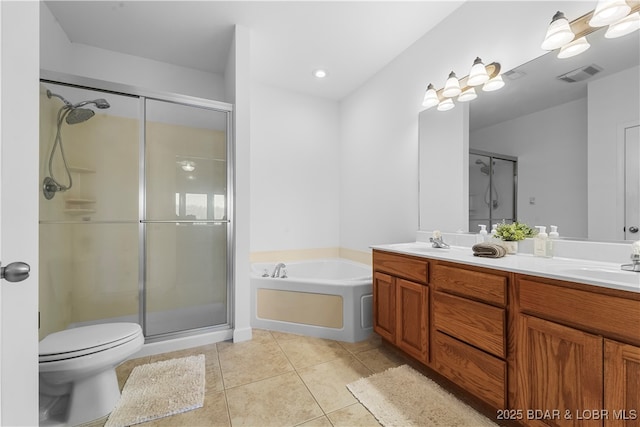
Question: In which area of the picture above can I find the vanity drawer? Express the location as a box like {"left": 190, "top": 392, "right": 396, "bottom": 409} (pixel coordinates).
{"left": 373, "top": 250, "right": 428, "bottom": 284}
{"left": 431, "top": 263, "right": 506, "bottom": 307}
{"left": 434, "top": 291, "right": 506, "bottom": 358}
{"left": 433, "top": 331, "right": 506, "bottom": 409}
{"left": 518, "top": 276, "right": 640, "bottom": 345}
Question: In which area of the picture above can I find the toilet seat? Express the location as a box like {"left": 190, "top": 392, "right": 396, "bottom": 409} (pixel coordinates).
{"left": 39, "top": 323, "right": 142, "bottom": 363}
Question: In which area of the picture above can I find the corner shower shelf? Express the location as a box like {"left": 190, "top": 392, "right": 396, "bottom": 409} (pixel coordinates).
{"left": 68, "top": 166, "right": 96, "bottom": 174}
{"left": 63, "top": 208, "right": 97, "bottom": 215}
{"left": 64, "top": 198, "right": 96, "bottom": 204}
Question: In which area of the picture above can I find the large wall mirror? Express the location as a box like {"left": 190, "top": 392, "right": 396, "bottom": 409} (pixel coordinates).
{"left": 419, "top": 26, "right": 639, "bottom": 242}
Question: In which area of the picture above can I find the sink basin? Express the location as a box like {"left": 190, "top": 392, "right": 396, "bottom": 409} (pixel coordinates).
{"left": 386, "top": 242, "right": 453, "bottom": 253}
{"left": 552, "top": 266, "right": 640, "bottom": 286}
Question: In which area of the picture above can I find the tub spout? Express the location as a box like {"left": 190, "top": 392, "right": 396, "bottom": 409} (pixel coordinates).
{"left": 271, "top": 263, "right": 287, "bottom": 278}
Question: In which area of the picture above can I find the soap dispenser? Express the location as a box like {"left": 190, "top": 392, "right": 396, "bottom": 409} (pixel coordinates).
{"left": 549, "top": 225, "right": 559, "bottom": 239}
{"left": 534, "top": 226, "right": 552, "bottom": 257}
{"left": 477, "top": 224, "right": 488, "bottom": 243}
{"left": 490, "top": 223, "right": 498, "bottom": 242}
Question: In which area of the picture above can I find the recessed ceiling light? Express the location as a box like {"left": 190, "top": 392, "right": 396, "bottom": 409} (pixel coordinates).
{"left": 313, "top": 69, "right": 328, "bottom": 79}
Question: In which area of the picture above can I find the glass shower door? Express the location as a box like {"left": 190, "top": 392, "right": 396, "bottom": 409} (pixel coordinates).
{"left": 144, "top": 98, "right": 231, "bottom": 337}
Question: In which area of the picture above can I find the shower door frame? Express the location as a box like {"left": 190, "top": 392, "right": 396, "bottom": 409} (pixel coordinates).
{"left": 469, "top": 149, "right": 518, "bottom": 229}
{"left": 40, "top": 70, "right": 235, "bottom": 342}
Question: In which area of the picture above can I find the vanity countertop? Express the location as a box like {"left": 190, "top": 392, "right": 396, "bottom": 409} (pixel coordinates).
{"left": 372, "top": 242, "right": 640, "bottom": 294}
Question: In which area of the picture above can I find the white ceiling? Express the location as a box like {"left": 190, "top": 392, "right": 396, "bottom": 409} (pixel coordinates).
{"left": 45, "top": 1, "right": 464, "bottom": 100}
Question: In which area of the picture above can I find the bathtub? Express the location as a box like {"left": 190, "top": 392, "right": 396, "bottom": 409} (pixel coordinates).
{"left": 250, "top": 259, "right": 373, "bottom": 342}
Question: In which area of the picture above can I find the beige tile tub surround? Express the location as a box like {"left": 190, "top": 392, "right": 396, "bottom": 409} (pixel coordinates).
{"left": 98, "top": 329, "right": 405, "bottom": 427}
{"left": 250, "top": 247, "right": 371, "bottom": 265}
{"left": 257, "top": 289, "right": 343, "bottom": 328}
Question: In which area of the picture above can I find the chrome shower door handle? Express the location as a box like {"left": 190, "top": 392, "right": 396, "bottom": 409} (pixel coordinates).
{"left": 0, "top": 261, "right": 30, "bottom": 282}
{"left": 629, "top": 226, "right": 639, "bottom": 233}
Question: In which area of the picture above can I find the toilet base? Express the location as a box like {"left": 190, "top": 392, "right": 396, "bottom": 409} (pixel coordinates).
{"left": 40, "top": 367, "right": 121, "bottom": 426}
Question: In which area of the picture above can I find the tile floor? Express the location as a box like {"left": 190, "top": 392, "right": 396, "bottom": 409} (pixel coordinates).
{"left": 91, "top": 329, "right": 410, "bottom": 427}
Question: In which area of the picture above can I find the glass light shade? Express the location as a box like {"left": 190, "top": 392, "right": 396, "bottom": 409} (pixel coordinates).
{"left": 442, "top": 72, "right": 461, "bottom": 98}
{"left": 467, "top": 58, "right": 490, "bottom": 86}
{"left": 422, "top": 84, "right": 439, "bottom": 109}
{"left": 541, "top": 11, "right": 575, "bottom": 50}
{"left": 589, "top": 0, "right": 631, "bottom": 27}
{"left": 437, "top": 98, "right": 455, "bottom": 111}
{"left": 557, "top": 36, "right": 591, "bottom": 58}
{"left": 605, "top": 12, "right": 640, "bottom": 38}
{"left": 457, "top": 87, "right": 477, "bottom": 102}
{"left": 482, "top": 74, "right": 505, "bottom": 92}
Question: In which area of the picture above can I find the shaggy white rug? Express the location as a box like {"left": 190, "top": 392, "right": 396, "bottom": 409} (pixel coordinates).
{"left": 347, "top": 365, "right": 498, "bottom": 427}
{"left": 105, "top": 354, "right": 205, "bottom": 427}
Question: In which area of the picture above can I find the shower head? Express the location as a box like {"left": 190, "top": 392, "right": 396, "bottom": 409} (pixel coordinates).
{"left": 475, "top": 159, "right": 487, "bottom": 166}
{"left": 66, "top": 108, "right": 95, "bottom": 125}
{"left": 72, "top": 99, "right": 110, "bottom": 109}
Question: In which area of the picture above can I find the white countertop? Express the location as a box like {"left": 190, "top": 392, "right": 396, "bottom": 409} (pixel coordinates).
{"left": 372, "top": 242, "right": 640, "bottom": 294}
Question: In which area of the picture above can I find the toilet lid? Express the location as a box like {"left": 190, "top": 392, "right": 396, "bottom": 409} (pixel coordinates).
{"left": 39, "top": 323, "right": 142, "bottom": 362}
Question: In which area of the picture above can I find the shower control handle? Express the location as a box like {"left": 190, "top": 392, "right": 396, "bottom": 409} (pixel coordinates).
{"left": 629, "top": 226, "right": 639, "bottom": 234}
{"left": 0, "top": 261, "right": 30, "bottom": 283}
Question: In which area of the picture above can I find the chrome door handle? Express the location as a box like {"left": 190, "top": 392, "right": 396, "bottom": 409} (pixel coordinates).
{"left": 0, "top": 261, "right": 30, "bottom": 282}
{"left": 629, "top": 226, "right": 639, "bottom": 233}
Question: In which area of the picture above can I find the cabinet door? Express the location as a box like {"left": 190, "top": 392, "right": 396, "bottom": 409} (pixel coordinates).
{"left": 518, "top": 315, "right": 603, "bottom": 427}
{"left": 396, "top": 278, "right": 429, "bottom": 363}
{"left": 373, "top": 272, "right": 395, "bottom": 342}
{"left": 604, "top": 340, "right": 640, "bottom": 427}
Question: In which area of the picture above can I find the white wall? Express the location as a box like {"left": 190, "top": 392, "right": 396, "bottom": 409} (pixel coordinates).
{"left": 588, "top": 66, "right": 640, "bottom": 241}
{"left": 40, "top": 3, "right": 226, "bottom": 101}
{"left": 470, "top": 98, "right": 588, "bottom": 238}
{"left": 339, "top": 1, "right": 592, "bottom": 252}
{"left": 250, "top": 83, "right": 341, "bottom": 252}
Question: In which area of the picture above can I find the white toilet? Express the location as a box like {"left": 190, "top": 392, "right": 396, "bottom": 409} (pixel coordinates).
{"left": 39, "top": 322, "right": 144, "bottom": 426}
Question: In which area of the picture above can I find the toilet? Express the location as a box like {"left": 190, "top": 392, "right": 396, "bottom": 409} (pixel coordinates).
{"left": 39, "top": 322, "right": 144, "bottom": 426}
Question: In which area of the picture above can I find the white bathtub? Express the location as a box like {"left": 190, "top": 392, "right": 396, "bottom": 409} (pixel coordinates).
{"left": 250, "top": 259, "right": 373, "bottom": 342}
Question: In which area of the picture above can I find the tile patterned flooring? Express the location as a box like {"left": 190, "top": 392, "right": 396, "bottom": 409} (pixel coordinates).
{"left": 92, "top": 329, "right": 410, "bottom": 427}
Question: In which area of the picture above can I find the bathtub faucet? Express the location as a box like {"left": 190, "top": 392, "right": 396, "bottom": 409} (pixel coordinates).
{"left": 271, "top": 263, "right": 287, "bottom": 278}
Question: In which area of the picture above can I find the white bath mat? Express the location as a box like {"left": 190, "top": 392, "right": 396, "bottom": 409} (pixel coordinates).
{"left": 347, "top": 364, "right": 497, "bottom": 427}
{"left": 105, "top": 354, "right": 205, "bottom": 427}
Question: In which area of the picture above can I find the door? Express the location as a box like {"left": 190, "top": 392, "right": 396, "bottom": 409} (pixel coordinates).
{"left": 395, "top": 278, "right": 428, "bottom": 363}
{"left": 604, "top": 340, "right": 640, "bottom": 427}
{"left": 372, "top": 272, "right": 395, "bottom": 342}
{"left": 624, "top": 125, "right": 640, "bottom": 240}
{"left": 0, "top": 1, "right": 39, "bottom": 424}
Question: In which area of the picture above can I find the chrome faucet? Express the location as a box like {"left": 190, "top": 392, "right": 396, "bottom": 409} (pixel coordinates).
{"left": 271, "top": 262, "right": 287, "bottom": 278}
{"left": 429, "top": 237, "right": 450, "bottom": 249}
{"left": 621, "top": 254, "right": 640, "bottom": 272}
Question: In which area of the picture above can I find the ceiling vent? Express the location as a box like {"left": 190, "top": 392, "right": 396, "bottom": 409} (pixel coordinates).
{"left": 557, "top": 64, "right": 603, "bottom": 83}
{"left": 503, "top": 69, "right": 527, "bottom": 80}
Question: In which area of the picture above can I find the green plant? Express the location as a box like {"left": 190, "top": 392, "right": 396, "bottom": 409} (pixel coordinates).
{"left": 494, "top": 221, "right": 536, "bottom": 241}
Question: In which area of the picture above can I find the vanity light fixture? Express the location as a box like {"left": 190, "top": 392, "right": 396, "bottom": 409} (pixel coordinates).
{"left": 422, "top": 83, "right": 440, "bottom": 108}
{"left": 437, "top": 98, "right": 455, "bottom": 111}
{"left": 557, "top": 36, "right": 591, "bottom": 58}
{"left": 467, "top": 57, "right": 490, "bottom": 86}
{"left": 421, "top": 59, "right": 503, "bottom": 111}
{"left": 442, "top": 71, "right": 462, "bottom": 98}
{"left": 542, "top": 2, "right": 640, "bottom": 58}
{"left": 589, "top": 0, "right": 631, "bottom": 27}
{"left": 605, "top": 11, "right": 640, "bottom": 38}
{"left": 541, "top": 11, "right": 575, "bottom": 50}
{"left": 457, "top": 87, "right": 477, "bottom": 102}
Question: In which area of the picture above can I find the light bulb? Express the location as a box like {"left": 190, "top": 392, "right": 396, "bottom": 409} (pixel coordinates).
{"left": 557, "top": 36, "right": 591, "bottom": 58}
{"left": 605, "top": 12, "right": 640, "bottom": 38}
{"left": 590, "top": 0, "right": 631, "bottom": 27}
{"left": 483, "top": 74, "right": 505, "bottom": 92}
{"left": 541, "top": 11, "right": 575, "bottom": 50}
{"left": 442, "top": 71, "right": 461, "bottom": 98}
{"left": 422, "top": 83, "right": 439, "bottom": 109}
{"left": 457, "top": 87, "right": 477, "bottom": 102}
{"left": 437, "top": 98, "right": 455, "bottom": 111}
{"left": 467, "top": 57, "right": 490, "bottom": 86}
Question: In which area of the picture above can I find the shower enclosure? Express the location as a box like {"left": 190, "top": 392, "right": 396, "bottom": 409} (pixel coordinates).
{"left": 39, "top": 77, "right": 233, "bottom": 343}
{"left": 468, "top": 150, "right": 517, "bottom": 232}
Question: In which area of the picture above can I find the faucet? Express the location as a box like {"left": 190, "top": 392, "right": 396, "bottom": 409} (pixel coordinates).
{"left": 621, "top": 254, "right": 640, "bottom": 272}
{"left": 429, "top": 237, "right": 450, "bottom": 249}
{"left": 271, "top": 262, "right": 287, "bottom": 278}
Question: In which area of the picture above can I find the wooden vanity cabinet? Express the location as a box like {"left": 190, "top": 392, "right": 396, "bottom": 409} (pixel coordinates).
{"left": 372, "top": 250, "right": 429, "bottom": 364}
{"left": 431, "top": 262, "right": 509, "bottom": 409}
{"left": 516, "top": 275, "right": 640, "bottom": 427}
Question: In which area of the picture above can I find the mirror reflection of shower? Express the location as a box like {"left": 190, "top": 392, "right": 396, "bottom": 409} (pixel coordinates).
{"left": 475, "top": 158, "right": 499, "bottom": 209}
{"left": 469, "top": 151, "right": 517, "bottom": 233}
{"left": 43, "top": 90, "right": 110, "bottom": 200}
